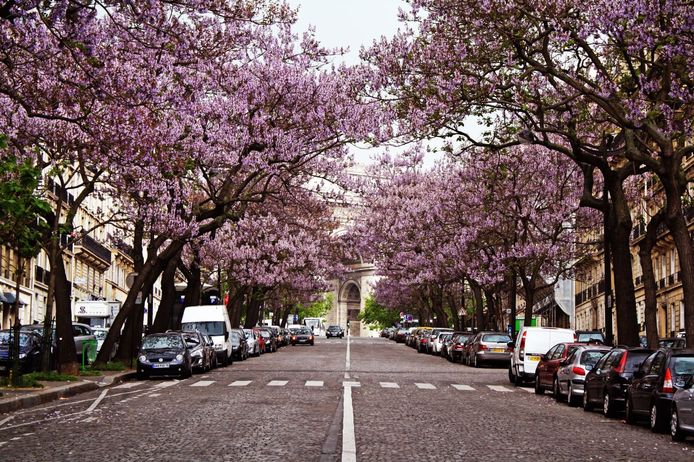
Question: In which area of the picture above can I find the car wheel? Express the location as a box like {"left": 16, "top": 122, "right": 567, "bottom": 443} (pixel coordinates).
{"left": 625, "top": 396, "right": 636, "bottom": 424}
{"left": 473, "top": 354, "right": 480, "bottom": 368}
{"left": 671, "top": 407, "right": 684, "bottom": 441}
{"left": 136, "top": 369, "right": 148, "bottom": 380}
{"left": 603, "top": 392, "right": 614, "bottom": 418}
{"left": 650, "top": 402, "right": 666, "bottom": 433}
{"left": 583, "top": 389, "right": 594, "bottom": 412}
{"left": 567, "top": 384, "right": 576, "bottom": 407}
{"left": 183, "top": 362, "right": 193, "bottom": 379}
{"left": 508, "top": 366, "right": 516, "bottom": 385}
{"left": 534, "top": 375, "right": 544, "bottom": 395}
{"left": 553, "top": 378, "right": 562, "bottom": 401}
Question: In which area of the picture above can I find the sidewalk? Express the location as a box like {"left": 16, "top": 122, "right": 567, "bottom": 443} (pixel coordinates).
{"left": 0, "top": 370, "right": 136, "bottom": 414}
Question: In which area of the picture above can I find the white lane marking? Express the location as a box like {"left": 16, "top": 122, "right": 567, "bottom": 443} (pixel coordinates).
{"left": 0, "top": 441, "right": 6, "bottom": 446}
{"left": 519, "top": 387, "right": 535, "bottom": 393}
{"left": 414, "top": 383, "right": 436, "bottom": 390}
{"left": 113, "top": 382, "right": 144, "bottom": 390}
{"left": 154, "top": 381, "right": 180, "bottom": 389}
{"left": 345, "top": 333, "right": 351, "bottom": 371}
{"left": 10, "top": 436, "right": 21, "bottom": 441}
{"left": 190, "top": 380, "right": 215, "bottom": 387}
{"left": 342, "top": 381, "right": 361, "bottom": 388}
{"left": 305, "top": 380, "right": 324, "bottom": 387}
{"left": 344, "top": 372, "right": 350, "bottom": 379}
{"left": 341, "top": 384, "right": 356, "bottom": 462}
{"left": 267, "top": 380, "right": 288, "bottom": 387}
{"left": 487, "top": 385, "right": 513, "bottom": 392}
{"left": 451, "top": 384, "right": 475, "bottom": 391}
{"left": 379, "top": 382, "right": 400, "bottom": 389}
{"left": 148, "top": 393, "right": 161, "bottom": 397}
{"left": 86, "top": 390, "right": 109, "bottom": 413}
{"left": 0, "top": 416, "right": 15, "bottom": 427}
{"left": 229, "top": 380, "right": 252, "bottom": 387}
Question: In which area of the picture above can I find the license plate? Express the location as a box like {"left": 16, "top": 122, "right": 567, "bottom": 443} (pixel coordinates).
{"left": 152, "top": 363, "right": 169, "bottom": 368}
{"left": 528, "top": 356, "right": 541, "bottom": 361}
{"left": 492, "top": 348, "right": 505, "bottom": 353}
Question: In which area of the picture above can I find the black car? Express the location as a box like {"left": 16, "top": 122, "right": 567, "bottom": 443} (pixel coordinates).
{"left": 137, "top": 332, "right": 192, "bottom": 379}
{"left": 182, "top": 331, "right": 211, "bottom": 373}
{"left": 445, "top": 332, "right": 474, "bottom": 363}
{"left": 626, "top": 348, "right": 694, "bottom": 432}
{"left": 231, "top": 329, "right": 249, "bottom": 361}
{"left": 291, "top": 327, "right": 314, "bottom": 346}
{"left": 0, "top": 330, "right": 42, "bottom": 374}
{"left": 583, "top": 346, "right": 653, "bottom": 417}
{"left": 326, "top": 325, "right": 344, "bottom": 338}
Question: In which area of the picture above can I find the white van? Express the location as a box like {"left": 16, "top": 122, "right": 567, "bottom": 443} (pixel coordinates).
{"left": 508, "top": 326, "right": 576, "bottom": 385}
{"left": 181, "top": 305, "right": 233, "bottom": 366}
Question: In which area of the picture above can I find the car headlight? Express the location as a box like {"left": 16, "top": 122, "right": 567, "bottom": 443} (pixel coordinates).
{"left": 19, "top": 353, "right": 27, "bottom": 359}
{"left": 138, "top": 355, "right": 147, "bottom": 363}
{"left": 175, "top": 354, "right": 184, "bottom": 361}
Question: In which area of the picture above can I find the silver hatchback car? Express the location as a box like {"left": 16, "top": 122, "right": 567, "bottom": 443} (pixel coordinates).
{"left": 555, "top": 345, "right": 610, "bottom": 406}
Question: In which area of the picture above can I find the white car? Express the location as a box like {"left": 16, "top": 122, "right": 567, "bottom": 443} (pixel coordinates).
{"left": 243, "top": 329, "right": 262, "bottom": 357}
{"left": 433, "top": 332, "right": 453, "bottom": 355}
{"left": 508, "top": 326, "right": 576, "bottom": 385}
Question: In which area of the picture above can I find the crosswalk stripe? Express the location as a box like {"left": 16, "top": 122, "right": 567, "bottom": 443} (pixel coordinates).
{"left": 268, "top": 380, "right": 288, "bottom": 387}
{"left": 191, "top": 380, "right": 215, "bottom": 387}
{"left": 229, "top": 380, "right": 252, "bottom": 387}
{"left": 153, "top": 381, "right": 179, "bottom": 389}
{"left": 451, "top": 384, "right": 475, "bottom": 391}
{"left": 305, "top": 380, "right": 324, "bottom": 387}
{"left": 519, "top": 387, "right": 535, "bottom": 393}
{"left": 379, "top": 382, "right": 400, "bottom": 389}
{"left": 113, "top": 382, "right": 143, "bottom": 389}
{"left": 487, "top": 385, "right": 513, "bottom": 392}
{"left": 414, "top": 383, "right": 436, "bottom": 390}
{"left": 342, "top": 381, "right": 361, "bottom": 388}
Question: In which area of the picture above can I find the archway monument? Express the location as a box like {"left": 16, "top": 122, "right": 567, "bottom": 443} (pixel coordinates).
{"left": 326, "top": 262, "right": 379, "bottom": 337}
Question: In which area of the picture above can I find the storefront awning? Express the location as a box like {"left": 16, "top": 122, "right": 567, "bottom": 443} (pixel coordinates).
{"left": 3, "top": 292, "right": 15, "bottom": 304}
{"left": 0, "top": 292, "right": 6, "bottom": 303}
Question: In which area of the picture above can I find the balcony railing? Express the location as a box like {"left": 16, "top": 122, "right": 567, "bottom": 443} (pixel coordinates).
{"left": 76, "top": 234, "right": 112, "bottom": 265}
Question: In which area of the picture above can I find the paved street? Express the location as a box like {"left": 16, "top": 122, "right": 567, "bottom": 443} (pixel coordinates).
{"left": 0, "top": 338, "right": 692, "bottom": 461}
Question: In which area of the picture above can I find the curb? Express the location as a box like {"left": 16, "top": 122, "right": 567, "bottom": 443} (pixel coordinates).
{"left": 0, "top": 371, "right": 137, "bottom": 415}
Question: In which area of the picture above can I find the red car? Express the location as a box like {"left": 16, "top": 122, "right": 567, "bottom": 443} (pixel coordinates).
{"left": 253, "top": 328, "right": 266, "bottom": 353}
{"left": 535, "top": 342, "right": 591, "bottom": 396}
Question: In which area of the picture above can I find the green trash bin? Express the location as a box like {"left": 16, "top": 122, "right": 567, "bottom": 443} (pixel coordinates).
{"left": 81, "top": 339, "right": 98, "bottom": 369}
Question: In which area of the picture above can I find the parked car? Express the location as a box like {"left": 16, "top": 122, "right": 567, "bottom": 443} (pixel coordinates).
{"left": 659, "top": 337, "right": 687, "bottom": 349}
{"left": 416, "top": 329, "right": 435, "bottom": 353}
{"left": 465, "top": 331, "right": 513, "bottom": 368}
{"left": 182, "top": 330, "right": 212, "bottom": 372}
{"left": 509, "top": 327, "right": 576, "bottom": 385}
{"left": 555, "top": 345, "right": 611, "bottom": 405}
{"left": 535, "top": 342, "right": 587, "bottom": 395}
{"left": 626, "top": 348, "right": 694, "bottom": 432}
{"left": 0, "top": 330, "right": 43, "bottom": 374}
{"left": 231, "top": 329, "right": 249, "bottom": 361}
{"left": 290, "top": 327, "right": 314, "bottom": 345}
{"left": 428, "top": 329, "right": 453, "bottom": 354}
{"left": 258, "top": 328, "right": 277, "bottom": 353}
{"left": 253, "top": 328, "right": 267, "bottom": 352}
{"left": 202, "top": 333, "right": 218, "bottom": 368}
{"left": 445, "top": 332, "right": 475, "bottom": 363}
{"left": 137, "top": 332, "right": 192, "bottom": 379}
{"left": 243, "top": 328, "right": 262, "bottom": 357}
{"left": 326, "top": 325, "right": 345, "bottom": 338}
{"left": 181, "top": 305, "right": 233, "bottom": 366}
{"left": 583, "top": 346, "right": 653, "bottom": 416}
{"left": 670, "top": 375, "right": 694, "bottom": 441}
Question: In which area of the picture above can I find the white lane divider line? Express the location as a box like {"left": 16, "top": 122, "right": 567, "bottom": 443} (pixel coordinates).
{"left": 229, "top": 380, "right": 252, "bottom": 387}
{"left": 86, "top": 389, "right": 109, "bottom": 413}
{"left": 451, "top": 384, "right": 475, "bottom": 391}
{"left": 345, "top": 333, "right": 351, "bottom": 371}
{"left": 519, "top": 387, "right": 535, "bottom": 393}
{"left": 267, "top": 380, "right": 288, "bottom": 387}
{"left": 154, "top": 381, "right": 179, "bottom": 389}
{"left": 0, "top": 416, "right": 15, "bottom": 427}
{"left": 344, "top": 372, "right": 350, "bottom": 379}
{"left": 342, "top": 385, "right": 356, "bottom": 462}
{"left": 487, "top": 385, "right": 514, "bottom": 392}
{"left": 149, "top": 393, "right": 161, "bottom": 397}
{"left": 305, "top": 380, "right": 324, "bottom": 387}
{"left": 379, "top": 382, "right": 400, "bottom": 389}
{"left": 190, "top": 380, "right": 215, "bottom": 387}
{"left": 342, "top": 381, "right": 361, "bottom": 388}
{"left": 113, "top": 382, "right": 144, "bottom": 389}
{"left": 414, "top": 383, "right": 436, "bottom": 390}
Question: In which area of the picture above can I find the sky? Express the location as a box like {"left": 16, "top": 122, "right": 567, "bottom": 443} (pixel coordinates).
{"left": 288, "top": 0, "right": 406, "bottom": 65}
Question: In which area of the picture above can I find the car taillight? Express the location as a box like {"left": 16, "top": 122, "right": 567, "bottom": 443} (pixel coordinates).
{"left": 291, "top": 336, "right": 296, "bottom": 340}
{"left": 662, "top": 368, "right": 674, "bottom": 393}
{"left": 519, "top": 331, "right": 527, "bottom": 359}
{"left": 613, "top": 352, "right": 627, "bottom": 374}
{"left": 421, "top": 339, "right": 427, "bottom": 343}
{"left": 572, "top": 366, "right": 586, "bottom": 376}
{"left": 479, "top": 344, "right": 488, "bottom": 351}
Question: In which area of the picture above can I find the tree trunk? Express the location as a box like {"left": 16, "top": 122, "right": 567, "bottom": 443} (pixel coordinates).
{"left": 520, "top": 273, "right": 536, "bottom": 327}
{"left": 509, "top": 270, "right": 517, "bottom": 338}
{"left": 183, "top": 255, "right": 202, "bottom": 309}
{"left": 484, "top": 289, "right": 497, "bottom": 330}
{"left": 226, "top": 284, "right": 245, "bottom": 329}
{"left": 608, "top": 183, "right": 639, "bottom": 346}
{"left": 244, "top": 288, "right": 262, "bottom": 328}
{"left": 53, "top": 251, "right": 78, "bottom": 374}
{"left": 470, "top": 281, "right": 485, "bottom": 330}
{"left": 152, "top": 252, "right": 180, "bottom": 333}
{"left": 638, "top": 211, "right": 665, "bottom": 350}
{"left": 660, "top": 168, "right": 694, "bottom": 339}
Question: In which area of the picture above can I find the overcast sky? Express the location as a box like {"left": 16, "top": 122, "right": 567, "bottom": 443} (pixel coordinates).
{"left": 288, "top": 0, "right": 405, "bottom": 64}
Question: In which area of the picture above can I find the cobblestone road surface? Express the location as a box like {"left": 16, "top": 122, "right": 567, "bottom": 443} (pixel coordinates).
{"left": 0, "top": 337, "right": 692, "bottom": 461}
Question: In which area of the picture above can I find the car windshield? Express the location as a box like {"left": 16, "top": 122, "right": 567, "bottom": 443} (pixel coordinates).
{"left": 0, "top": 332, "right": 33, "bottom": 346}
{"left": 181, "top": 321, "right": 225, "bottom": 336}
{"left": 672, "top": 357, "right": 694, "bottom": 375}
{"left": 142, "top": 335, "right": 184, "bottom": 350}
{"left": 578, "top": 332, "right": 604, "bottom": 342}
{"left": 328, "top": 326, "right": 340, "bottom": 330}
{"left": 298, "top": 328, "right": 311, "bottom": 335}
{"left": 482, "top": 334, "right": 511, "bottom": 343}
{"left": 259, "top": 331, "right": 271, "bottom": 338}
{"left": 580, "top": 350, "right": 606, "bottom": 366}
{"left": 183, "top": 333, "right": 201, "bottom": 345}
